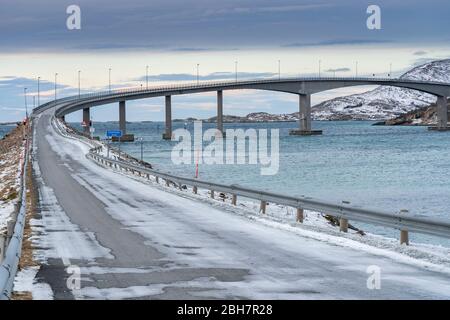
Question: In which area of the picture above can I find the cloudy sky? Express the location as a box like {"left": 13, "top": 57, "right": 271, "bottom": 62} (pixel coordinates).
{"left": 1, "top": 0, "right": 450, "bottom": 122}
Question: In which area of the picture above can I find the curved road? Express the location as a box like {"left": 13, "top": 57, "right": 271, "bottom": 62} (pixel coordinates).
{"left": 31, "top": 112, "right": 450, "bottom": 299}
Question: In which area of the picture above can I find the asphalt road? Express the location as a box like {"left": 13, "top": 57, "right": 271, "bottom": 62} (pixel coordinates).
{"left": 31, "top": 113, "right": 450, "bottom": 299}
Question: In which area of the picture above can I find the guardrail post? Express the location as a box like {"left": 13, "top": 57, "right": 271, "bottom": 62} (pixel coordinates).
{"left": 193, "top": 186, "right": 198, "bottom": 194}
{"left": 156, "top": 176, "right": 159, "bottom": 184}
{"left": 296, "top": 208, "right": 304, "bottom": 223}
{"left": 231, "top": 194, "right": 237, "bottom": 205}
{"left": 0, "top": 234, "right": 6, "bottom": 264}
{"left": 165, "top": 179, "right": 169, "bottom": 187}
{"left": 339, "top": 218, "right": 348, "bottom": 232}
{"left": 260, "top": 201, "right": 267, "bottom": 214}
{"left": 400, "top": 230, "right": 409, "bottom": 245}
{"left": 210, "top": 190, "right": 215, "bottom": 199}
{"left": 6, "top": 220, "right": 15, "bottom": 247}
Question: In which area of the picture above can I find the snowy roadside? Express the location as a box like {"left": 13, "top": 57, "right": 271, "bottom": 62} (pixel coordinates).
{"left": 58, "top": 118, "right": 450, "bottom": 275}
{"left": 0, "top": 124, "right": 26, "bottom": 234}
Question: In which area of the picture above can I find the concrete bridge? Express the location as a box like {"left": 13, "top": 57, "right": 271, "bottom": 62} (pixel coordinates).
{"left": 44, "top": 77, "right": 450, "bottom": 138}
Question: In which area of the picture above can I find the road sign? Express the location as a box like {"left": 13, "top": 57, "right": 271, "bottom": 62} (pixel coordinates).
{"left": 106, "top": 130, "right": 122, "bottom": 138}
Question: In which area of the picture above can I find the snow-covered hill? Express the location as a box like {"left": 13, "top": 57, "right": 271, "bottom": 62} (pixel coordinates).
{"left": 312, "top": 59, "right": 450, "bottom": 120}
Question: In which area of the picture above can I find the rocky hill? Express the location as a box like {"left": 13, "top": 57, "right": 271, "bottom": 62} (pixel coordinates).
{"left": 312, "top": 59, "right": 450, "bottom": 121}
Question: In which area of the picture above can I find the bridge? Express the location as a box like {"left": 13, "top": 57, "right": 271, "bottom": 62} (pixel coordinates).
{"left": 34, "top": 77, "right": 450, "bottom": 139}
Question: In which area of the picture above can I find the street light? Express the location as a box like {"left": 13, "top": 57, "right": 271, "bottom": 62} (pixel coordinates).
{"left": 109, "top": 68, "right": 112, "bottom": 93}
{"left": 24, "top": 87, "right": 28, "bottom": 118}
{"left": 54, "top": 73, "right": 58, "bottom": 101}
{"left": 278, "top": 60, "right": 281, "bottom": 80}
{"left": 235, "top": 61, "right": 238, "bottom": 82}
{"left": 146, "top": 65, "right": 149, "bottom": 89}
{"left": 355, "top": 61, "right": 358, "bottom": 77}
{"left": 78, "top": 70, "right": 81, "bottom": 98}
{"left": 389, "top": 63, "right": 392, "bottom": 78}
{"left": 140, "top": 137, "right": 144, "bottom": 162}
{"left": 319, "top": 60, "right": 321, "bottom": 78}
{"left": 37, "top": 77, "right": 40, "bottom": 107}
{"left": 196, "top": 64, "right": 200, "bottom": 85}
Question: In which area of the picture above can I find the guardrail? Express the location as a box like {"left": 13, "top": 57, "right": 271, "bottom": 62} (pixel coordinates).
{"left": 0, "top": 126, "right": 31, "bottom": 300}
{"left": 85, "top": 147, "right": 450, "bottom": 246}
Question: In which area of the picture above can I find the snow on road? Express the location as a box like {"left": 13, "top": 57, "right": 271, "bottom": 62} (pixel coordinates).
{"left": 20, "top": 114, "right": 450, "bottom": 299}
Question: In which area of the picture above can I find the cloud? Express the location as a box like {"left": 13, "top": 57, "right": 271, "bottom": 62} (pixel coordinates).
{"left": 282, "top": 39, "right": 392, "bottom": 48}
{"left": 324, "top": 68, "right": 351, "bottom": 73}
{"left": 413, "top": 50, "right": 428, "bottom": 56}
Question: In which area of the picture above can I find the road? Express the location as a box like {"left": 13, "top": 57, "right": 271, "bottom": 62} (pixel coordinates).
{"left": 30, "top": 113, "right": 450, "bottom": 299}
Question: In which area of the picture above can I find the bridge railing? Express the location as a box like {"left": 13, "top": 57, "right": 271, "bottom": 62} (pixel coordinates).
{"left": 33, "top": 76, "right": 450, "bottom": 116}
{"left": 83, "top": 147, "right": 450, "bottom": 246}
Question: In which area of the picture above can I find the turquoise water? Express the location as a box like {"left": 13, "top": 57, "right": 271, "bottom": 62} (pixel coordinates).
{"left": 0, "top": 125, "right": 15, "bottom": 139}
{"left": 73, "top": 121, "right": 450, "bottom": 245}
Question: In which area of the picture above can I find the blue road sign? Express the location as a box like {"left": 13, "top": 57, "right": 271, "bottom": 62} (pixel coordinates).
{"left": 106, "top": 130, "right": 123, "bottom": 138}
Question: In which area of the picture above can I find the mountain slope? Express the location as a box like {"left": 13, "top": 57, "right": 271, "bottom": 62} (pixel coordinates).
{"left": 312, "top": 59, "right": 450, "bottom": 121}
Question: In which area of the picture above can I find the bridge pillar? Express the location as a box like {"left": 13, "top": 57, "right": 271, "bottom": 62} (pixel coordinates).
{"left": 429, "top": 96, "right": 450, "bottom": 131}
{"left": 217, "top": 90, "right": 224, "bottom": 135}
{"left": 119, "top": 101, "right": 126, "bottom": 135}
{"left": 163, "top": 96, "right": 172, "bottom": 140}
{"left": 289, "top": 94, "right": 322, "bottom": 136}
{"left": 83, "top": 107, "right": 90, "bottom": 134}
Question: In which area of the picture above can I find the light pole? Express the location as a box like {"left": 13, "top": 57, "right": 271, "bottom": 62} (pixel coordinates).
{"left": 389, "top": 63, "right": 392, "bottom": 78}
{"left": 109, "top": 68, "right": 112, "bottom": 93}
{"left": 146, "top": 65, "right": 149, "bottom": 89}
{"left": 24, "top": 87, "right": 28, "bottom": 119}
{"left": 235, "top": 61, "right": 238, "bottom": 82}
{"left": 78, "top": 70, "right": 81, "bottom": 98}
{"left": 278, "top": 60, "right": 281, "bottom": 80}
{"left": 37, "top": 77, "right": 40, "bottom": 107}
{"left": 54, "top": 73, "right": 58, "bottom": 101}
{"left": 355, "top": 61, "right": 358, "bottom": 77}
{"left": 140, "top": 137, "right": 144, "bottom": 162}
{"left": 196, "top": 64, "right": 199, "bottom": 85}
{"left": 319, "top": 60, "right": 321, "bottom": 78}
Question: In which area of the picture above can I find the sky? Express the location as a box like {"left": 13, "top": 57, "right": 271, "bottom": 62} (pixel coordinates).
{"left": 1, "top": 0, "right": 450, "bottom": 122}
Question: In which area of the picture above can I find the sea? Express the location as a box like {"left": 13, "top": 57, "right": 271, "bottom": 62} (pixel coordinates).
{"left": 0, "top": 124, "right": 16, "bottom": 139}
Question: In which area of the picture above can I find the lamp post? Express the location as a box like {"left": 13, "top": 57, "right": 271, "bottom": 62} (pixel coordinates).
{"left": 140, "top": 137, "right": 144, "bottom": 162}
{"left": 37, "top": 77, "right": 40, "bottom": 107}
{"left": 109, "top": 68, "right": 112, "bottom": 93}
{"left": 196, "top": 64, "right": 199, "bottom": 85}
{"left": 389, "top": 63, "right": 392, "bottom": 78}
{"left": 78, "top": 70, "right": 81, "bottom": 98}
{"left": 146, "top": 65, "right": 149, "bottom": 89}
{"left": 24, "top": 87, "right": 28, "bottom": 119}
{"left": 278, "top": 60, "right": 281, "bottom": 80}
{"left": 54, "top": 73, "right": 58, "bottom": 101}
{"left": 319, "top": 60, "right": 321, "bottom": 78}
{"left": 355, "top": 61, "right": 358, "bottom": 77}
{"left": 235, "top": 61, "right": 238, "bottom": 82}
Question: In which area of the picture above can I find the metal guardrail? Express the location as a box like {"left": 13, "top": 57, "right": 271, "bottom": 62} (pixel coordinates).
{"left": 0, "top": 129, "right": 30, "bottom": 300}
{"left": 85, "top": 147, "right": 450, "bottom": 245}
